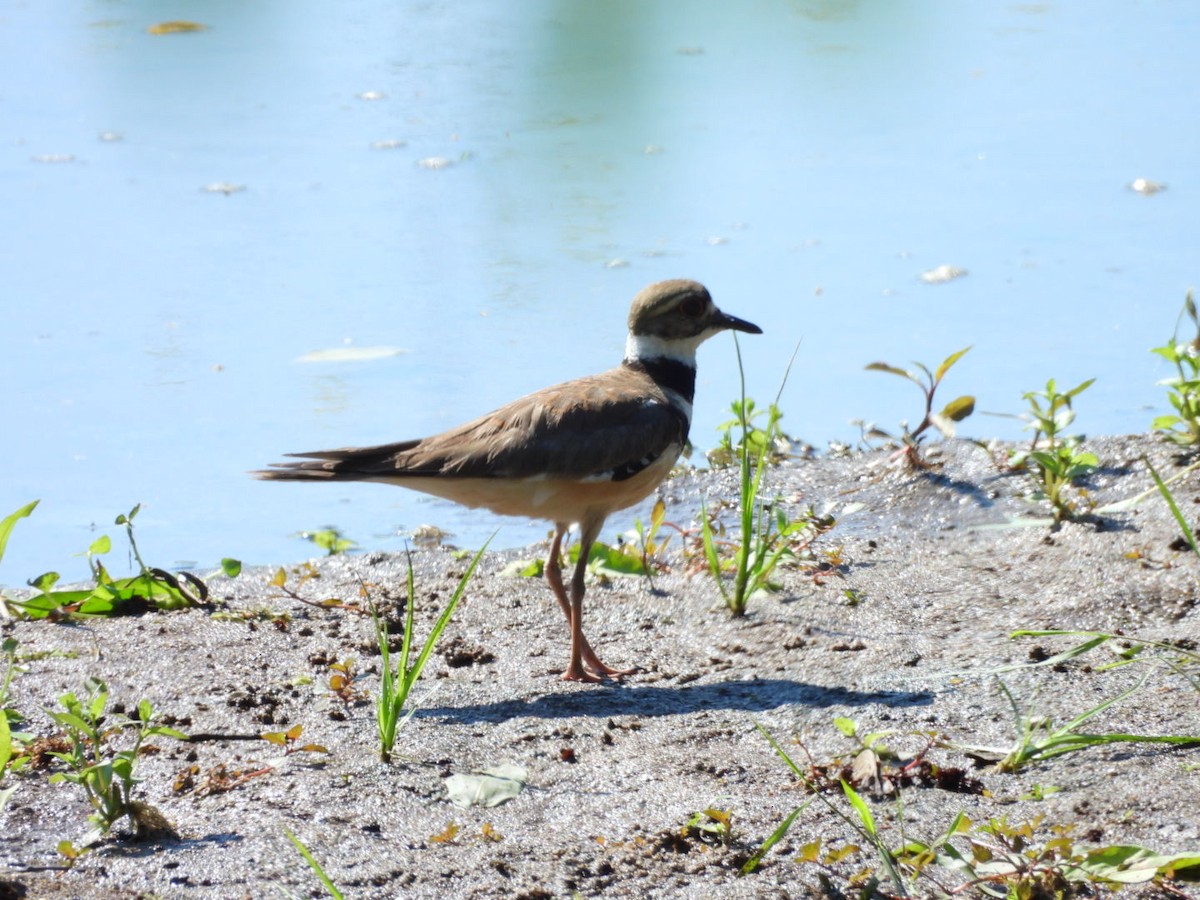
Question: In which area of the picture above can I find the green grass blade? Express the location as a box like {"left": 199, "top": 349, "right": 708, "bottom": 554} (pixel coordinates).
{"left": 1144, "top": 455, "right": 1199, "bottom": 556}
{"left": 991, "top": 633, "right": 1114, "bottom": 674}
{"left": 754, "top": 722, "right": 807, "bottom": 781}
{"left": 740, "top": 800, "right": 813, "bottom": 876}
{"left": 1051, "top": 669, "right": 1150, "bottom": 739}
{"left": 840, "top": 779, "right": 877, "bottom": 839}
{"left": 284, "top": 827, "right": 344, "bottom": 900}
{"left": 397, "top": 550, "right": 417, "bottom": 689}
{"left": 699, "top": 502, "right": 730, "bottom": 604}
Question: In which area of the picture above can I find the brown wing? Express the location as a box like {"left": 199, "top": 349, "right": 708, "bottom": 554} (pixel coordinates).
{"left": 256, "top": 366, "right": 688, "bottom": 483}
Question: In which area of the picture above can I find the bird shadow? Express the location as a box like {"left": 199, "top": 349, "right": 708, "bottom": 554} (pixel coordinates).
{"left": 420, "top": 678, "right": 932, "bottom": 725}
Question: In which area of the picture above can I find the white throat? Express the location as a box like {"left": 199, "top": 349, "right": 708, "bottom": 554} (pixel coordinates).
{"left": 624, "top": 332, "right": 704, "bottom": 365}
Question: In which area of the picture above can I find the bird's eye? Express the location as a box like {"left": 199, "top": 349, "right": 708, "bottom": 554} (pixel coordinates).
{"left": 680, "top": 296, "right": 705, "bottom": 317}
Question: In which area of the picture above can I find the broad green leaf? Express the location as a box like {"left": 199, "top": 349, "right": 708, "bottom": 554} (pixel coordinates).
{"left": 28, "top": 572, "right": 59, "bottom": 594}
{"left": 88, "top": 535, "right": 112, "bottom": 556}
{"left": 865, "top": 362, "right": 917, "bottom": 383}
{"left": 934, "top": 346, "right": 972, "bottom": 384}
{"left": 833, "top": 716, "right": 858, "bottom": 737}
{"left": 498, "top": 558, "right": 542, "bottom": 578}
{"left": 940, "top": 394, "right": 976, "bottom": 422}
{"left": 220, "top": 558, "right": 242, "bottom": 578}
{"left": 1077, "top": 845, "right": 1200, "bottom": 884}
{"left": 0, "top": 501, "right": 38, "bottom": 566}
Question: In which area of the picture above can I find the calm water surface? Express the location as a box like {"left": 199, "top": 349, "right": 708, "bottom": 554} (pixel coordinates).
{"left": 2, "top": 2, "right": 1198, "bottom": 583}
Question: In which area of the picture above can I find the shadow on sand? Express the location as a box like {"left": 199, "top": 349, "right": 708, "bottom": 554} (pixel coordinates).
{"left": 421, "top": 678, "right": 932, "bottom": 724}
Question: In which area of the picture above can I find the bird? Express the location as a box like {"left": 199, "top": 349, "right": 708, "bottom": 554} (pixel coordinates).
{"left": 254, "top": 279, "right": 762, "bottom": 682}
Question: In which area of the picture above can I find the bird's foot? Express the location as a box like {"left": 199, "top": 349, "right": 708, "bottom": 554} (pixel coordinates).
{"left": 560, "top": 655, "right": 638, "bottom": 682}
{"left": 561, "top": 665, "right": 607, "bottom": 684}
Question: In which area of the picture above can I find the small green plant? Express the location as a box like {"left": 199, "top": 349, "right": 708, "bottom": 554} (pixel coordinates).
{"left": 11, "top": 503, "right": 237, "bottom": 619}
{"left": 1011, "top": 378, "right": 1099, "bottom": 522}
{"left": 46, "top": 677, "right": 187, "bottom": 839}
{"left": 1006, "top": 626, "right": 1200, "bottom": 692}
{"left": 629, "top": 499, "right": 673, "bottom": 589}
{"left": 861, "top": 346, "right": 975, "bottom": 467}
{"left": 681, "top": 806, "right": 735, "bottom": 847}
{"left": 910, "top": 814, "right": 1200, "bottom": 895}
{"left": 1152, "top": 290, "right": 1200, "bottom": 445}
{"left": 754, "top": 723, "right": 903, "bottom": 892}
{"left": 755, "top": 722, "right": 1200, "bottom": 894}
{"left": 375, "top": 540, "right": 490, "bottom": 763}
{"left": 701, "top": 339, "right": 802, "bottom": 616}
{"left": 299, "top": 527, "right": 357, "bottom": 556}
{"left": 261, "top": 723, "right": 328, "bottom": 756}
{"left": 284, "top": 827, "right": 345, "bottom": 900}
{"left": 707, "top": 395, "right": 791, "bottom": 468}
{"left": 973, "top": 675, "right": 1200, "bottom": 774}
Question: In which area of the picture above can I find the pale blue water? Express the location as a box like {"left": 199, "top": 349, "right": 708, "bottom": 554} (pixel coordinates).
{"left": 2, "top": 2, "right": 1198, "bottom": 584}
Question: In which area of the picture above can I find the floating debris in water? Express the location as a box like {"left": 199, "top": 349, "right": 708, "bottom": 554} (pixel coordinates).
{"left": 31, "top": 154, "right": 76, "bottom": 164}
{"left": 705, "top": 236, "right": 729, "bottom": 246}
{"left": 97, "top": 131, "right": 123, "bottom": 143}
{"left": 677, "top": 46, "right": 705, "bottom": 55}
{"left": 920, "top": 264, "right": 967, "bottom": 284}
{"left": 203, "top": 182, "right": 245, "bottom": 195}
{"left": 1130, "top": 177, "right": 1165, "bottom": 195}
{"left": 370, "top": 139, "right": 408, "bottom": 150}
{"left": 295, "top": 346, "right": 408, "bottom": 363}
{"left": 357, "top": 90, "right": 387, "bottom": 101}
{"left": 417, "top": 156, "right": 452, "bottom": 170}
{"left": 147, "top": 21, "right": 207, "bottom": 35}
{"left": 643, "top": 144, "right": 664, "bottom": 154}
{"left": 605, "top": 258, "right": 630, "bottom": 269}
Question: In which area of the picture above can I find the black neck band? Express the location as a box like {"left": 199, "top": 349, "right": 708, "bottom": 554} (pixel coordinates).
{"left": 624, "top": 357, "right": 696, "bottom": 403}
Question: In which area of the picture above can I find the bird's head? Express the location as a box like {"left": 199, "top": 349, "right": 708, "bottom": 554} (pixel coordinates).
{"left": 625, "top": 279, "right": 762, "bottom": 364}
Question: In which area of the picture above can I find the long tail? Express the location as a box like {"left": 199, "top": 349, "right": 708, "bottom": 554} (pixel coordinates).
{"left": 252, "top": 439, "right": 422, "bottom": 483}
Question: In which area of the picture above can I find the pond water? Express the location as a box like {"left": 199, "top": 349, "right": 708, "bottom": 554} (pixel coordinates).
{"left": 2, "top": 1, "right": 1198, "bottom": 584}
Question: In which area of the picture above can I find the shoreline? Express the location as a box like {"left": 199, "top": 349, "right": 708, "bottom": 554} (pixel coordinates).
{"left": 2, "top": 434, "right": 1198, "bottom": 898}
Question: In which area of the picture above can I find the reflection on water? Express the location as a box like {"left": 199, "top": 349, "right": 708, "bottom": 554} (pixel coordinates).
{"left": 1, "top": 1, "right": 1197, "bottom": 583}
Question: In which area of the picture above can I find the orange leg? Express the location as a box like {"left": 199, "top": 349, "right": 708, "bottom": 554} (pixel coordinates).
{"left": 545, "top": 521, "right": 635, "bottom": 682}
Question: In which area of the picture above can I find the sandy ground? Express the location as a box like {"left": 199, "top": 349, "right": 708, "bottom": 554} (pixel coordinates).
{"left": 1, "top": 435, "right": 1198, "bottom": 899}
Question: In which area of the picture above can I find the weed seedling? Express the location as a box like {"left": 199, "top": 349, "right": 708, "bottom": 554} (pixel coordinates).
{"left": 13, "top": 504, "right": 230, "bottom": 619}
{"left": 261, "top": 723, "right": 328, "bottom": 757}
{"left": 1011, "top": 378, "right": 1099, "bottom": 522}
{"left": 973, "top": 675, "right": 1200, "bottom": 773}
{"left": 861, "top": 346, "right": 975, "bottom": 468}
{"left": 1151, "top": 289, "right": 1200, "bottom": 445}
{"left": 701, "top": 339, "right": 804, "bottom": 616}
{"left": 375, "top": 540, "right": 490, "bottom": 762}
{"left": 707, "top": 395, "right": 791, "bottom": 468}
{"left": 46, "top": 677, "right": 187, "bottom": 840}
{"left": 299, "top": 527, "right": 357, "bottom": 556}
{"left": 680, "top": 807, "right": 735, "bottom": 847}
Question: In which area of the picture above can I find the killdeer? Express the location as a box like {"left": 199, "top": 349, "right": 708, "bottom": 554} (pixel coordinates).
{"left": 255, "top": 279, "right": 762, "bottom": 682}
